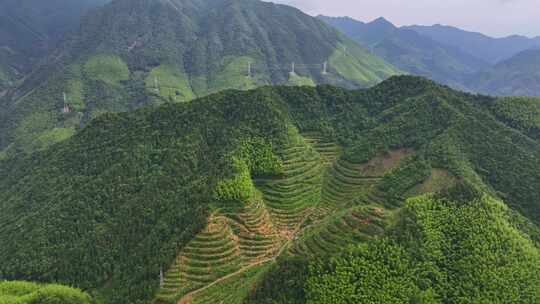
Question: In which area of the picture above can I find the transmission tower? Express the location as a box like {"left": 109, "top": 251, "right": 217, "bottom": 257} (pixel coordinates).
{"left": 154, "top": 77, "right": 160, "bottom": 94}
{"left": 62, "top": 92, "right": 70, "bottom": 113}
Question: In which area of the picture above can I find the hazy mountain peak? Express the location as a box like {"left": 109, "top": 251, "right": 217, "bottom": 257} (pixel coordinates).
{"left": 370, "top": 16, "right": 395, "bottom": 27}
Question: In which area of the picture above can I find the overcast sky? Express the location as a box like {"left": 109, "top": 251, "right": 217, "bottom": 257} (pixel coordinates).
{"left": 270, "top": 0, "right": 540, "bottom": 38}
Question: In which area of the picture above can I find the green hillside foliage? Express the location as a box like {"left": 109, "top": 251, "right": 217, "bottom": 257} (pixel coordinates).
{"left": 0, "top": 0, "right": 399, "bottom": 154}
{"left": 0, "top": 89, "right": 293, "bottom": 304}
{"left": 306, "top": 194, "right": 540, "bottom": 304}
{"left": 288, "top": 74, "right": 316, "bottom": 87}
{"left": 84, "top": 55, "right": 130, "bottom": 86}
{"left": 329, "top": 42, "right": 398, "bottom": 86}
{"left": 244, "top": 257, "right": 309, "bottom": 304}
{"left": 0, "top": 281, "right": 92, "bottom": 304}
{"left": 208, "top": 56, "right": 260, "bottom": 94}
{"left": 145, "top": 65, "right": 195, "bottom": 103}
{"left": 489, "top": 96, "right": 540, "bottom": 136}
{"left": 2, "top": 76, "right": 540, "bottom": 303}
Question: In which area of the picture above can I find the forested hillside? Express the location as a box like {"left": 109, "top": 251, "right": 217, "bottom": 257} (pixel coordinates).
{"left": 1, "top": 76, "right": 539, "bottom": 304}
{"left": 0, "top": 0, "right": 399, "bottom": 156}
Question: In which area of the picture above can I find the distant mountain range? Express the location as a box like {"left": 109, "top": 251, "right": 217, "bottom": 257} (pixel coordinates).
{"left": 0, "top": 0, "right": 399, "bottom": 156}
{"left": 405, "top": 24, "right": 540, "bottom": 64}
{"left": 319, "top": 15, "right": 540, "bottom": 96}
{"left": 472, "top": 49, "right": 540, "bottom": 96}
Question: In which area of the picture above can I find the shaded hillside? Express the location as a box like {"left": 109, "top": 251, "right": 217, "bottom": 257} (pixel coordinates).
{"left": 471, "top": 49, "right": 540, "bottom": 96}
{"left": 0, "top": 0, "right": 110, "bottom": 90}
{"left": 1, "top": 76, "right": 540, "bottom": 303}
{"left": 319, "top": 16, "right": 488, "bottom": 89}
{"left": 0, "top": 0, "right": 399, "bottom": 155}
{"left": 405, "top": 24, "right": 540, "bottom": 64}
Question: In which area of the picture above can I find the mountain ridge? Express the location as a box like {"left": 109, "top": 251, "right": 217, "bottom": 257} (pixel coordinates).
{"left": 0, "top": 0, "right": 399, "bottom": 156}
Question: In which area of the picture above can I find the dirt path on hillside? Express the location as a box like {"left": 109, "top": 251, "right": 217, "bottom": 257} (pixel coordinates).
{"left": 176, "top": 215, "right": 308, "bottom": 304}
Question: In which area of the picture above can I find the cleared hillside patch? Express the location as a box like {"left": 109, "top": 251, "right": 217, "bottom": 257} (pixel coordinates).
{"left": 83, "top": 54, "right": 129, "bottom": 85}
{"left": 145, "top": 64, "right": 195, "bottom": 103}
{"left": 209, "top": 56, "right": 261, "bottom": 94}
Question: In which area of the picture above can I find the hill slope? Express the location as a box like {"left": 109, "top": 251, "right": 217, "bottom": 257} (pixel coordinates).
{"left": 319, "top": 16, "right": 489, "bottom": 90}
{"left": 0, "top": 0, "right": 399, "bottom": 155}
{"left": 0, "top": 0, "right": 110, "bottom": 91}
{"left": 470, "top": 49, "right": 540, "bottom": 96}
{"left": 1, "top": 76, "right": 540, "bottom": 304}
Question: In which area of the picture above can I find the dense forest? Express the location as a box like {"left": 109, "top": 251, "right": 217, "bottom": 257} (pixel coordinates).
{"left": 1, "top": 76, "right": 540, "bottom": 303}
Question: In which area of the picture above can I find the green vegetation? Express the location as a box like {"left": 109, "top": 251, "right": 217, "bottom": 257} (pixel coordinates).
{"left": 145, "top": 65, "right": 195, "bottom": 103}
{"left": 190, "top": 264, "right": 272, "bottom": 304}
{"left": 329, "top": 42, "right": 399, "bottom": 86}
{"left": 489, "top": 96, "right": 540, "bottom": 136}
{"left": 306, "top": 194, "right": 540, "bottom": 303}
{"left": 2, "top": 76, "right": 540, "bottom": 304}
{"left": 0, "top": 0, "right": 399, "bottom": 154}
{"left": 83, "top": 55, "right": 129, "bottom": 86}
{"left": 244, "top": 257, "right": 309, "bottom": 304}
{"left": 0, "top": 281, "right": 92, "bottom": 304}
{"left": 209, "top": 56, "right": 260, "bottom": 94}
{"left": 288, "top": 73, "right": 316, "bottom": 87}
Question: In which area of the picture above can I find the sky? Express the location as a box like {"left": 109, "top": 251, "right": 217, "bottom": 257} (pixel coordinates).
{"left": 270, "top": 0, "right": 540, "bottom": 38}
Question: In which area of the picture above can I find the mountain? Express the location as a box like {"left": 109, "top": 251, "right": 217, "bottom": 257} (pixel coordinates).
{"left": 0, "top": 0, "right": 399, "bottom": 156}
{"left": 405, "top": 24, "right": 540, "bottom": 64}
{"left": 0, "top": 0, "right": 110, "bottom": 91}
{"left": 470, "top": 49, "right": 540, "bottom": 96}
{"left": 318, "top": 16, "right": 489, "bottom": 89}
{"left": 319, "top": 16, "right": 396, "bottom": 46}
{"left": 1, "top": 76, "right": 540, "bottom": 304}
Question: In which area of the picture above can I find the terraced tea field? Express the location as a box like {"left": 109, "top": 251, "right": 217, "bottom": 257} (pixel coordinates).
{"left": 154, "top": 199, "right": 282, "bottom": 303}
{"left": 154, "top": 135, "right": 418, "bottom": 303}
{"left": 290, "top": 205, "right": 392, "bottom": 258}
{"left": 254, "top": 138, "right": 324, "bottom": 235}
